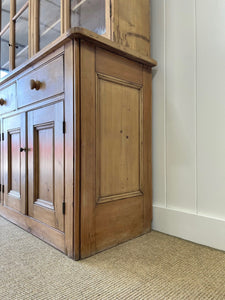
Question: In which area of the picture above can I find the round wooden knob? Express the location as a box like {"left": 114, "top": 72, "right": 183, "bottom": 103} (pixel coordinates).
{"left": 0, "top": 98, "right": 6, "bottom": 106}
{"left": 30, "top": 79, "right": 41, "bottom": 90}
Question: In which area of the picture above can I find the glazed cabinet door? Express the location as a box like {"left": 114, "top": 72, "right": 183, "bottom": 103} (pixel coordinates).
{"left": 69, "top": 0, "right": 110, "bottom": 37}
{"left": 0, "top": 0, "right": 10, "bottom": 77}
{"left": 0, "top": 0, "right": 30, "bottom": 74}
{"left": 33, "top": 0, "right": 110, "bottom": 55}
{"left": 27, "top": 102, "right": 65, "bottom": 232}
{"left": 3, "top": 113, "right": 26, "bottom": 214}
{"left": 38, "top": 0, "right": 61, "bottom": 51}
{"left": 14, "top": 0, "right": 30, "bottom": 68}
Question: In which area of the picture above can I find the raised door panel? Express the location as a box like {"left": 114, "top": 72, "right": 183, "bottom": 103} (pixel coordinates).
{"left": 28, "top": 102, "right": 64, "bottom": 232}
{"left": 3, "top": 113, "right": 26, "bottom": 214}
{"left": 80, "top": 43, "right": 152, "bottom": 258}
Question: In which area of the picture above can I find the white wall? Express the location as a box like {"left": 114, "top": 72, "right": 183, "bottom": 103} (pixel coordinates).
{"left": 151, "top": 0, "right": 225, "bottom": 251}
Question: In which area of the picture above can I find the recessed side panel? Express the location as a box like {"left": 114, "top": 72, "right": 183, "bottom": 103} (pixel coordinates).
{"left": 96, "top": 74, "right": 143, "bottom": 203}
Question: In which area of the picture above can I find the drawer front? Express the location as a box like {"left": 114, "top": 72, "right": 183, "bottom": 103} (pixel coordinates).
{"left": 0, "top": 83, "right": 16, "bottom": 115}
{"left": 17, "top": 55, "right": 64, "bottom": 107}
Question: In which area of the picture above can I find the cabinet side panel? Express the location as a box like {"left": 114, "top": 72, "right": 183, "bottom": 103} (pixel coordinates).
{"left": 95, "top": 51, "right": 146, "bottom": 252}
{"left": 80, "top": 45, "right": 151, "bottom": 258}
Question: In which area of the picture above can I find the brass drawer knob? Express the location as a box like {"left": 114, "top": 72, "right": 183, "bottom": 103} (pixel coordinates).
{"left": 30, "top": 79, "right": 41, "bottom": 90}
{"left": 0, "top": 98, "right": 6, "bottom": 106}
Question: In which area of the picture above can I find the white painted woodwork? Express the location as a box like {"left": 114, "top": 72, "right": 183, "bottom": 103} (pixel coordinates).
{"left": 153, "top": 206, "right": 225, "bottom": 251}
{"left": 151, "top": 0, "right": 166, "bottom": 207}
{"left": 151, "top": 0, "right": 225, "bottom": 251}
{"left": 165, "top": 0, "right": 196, "bottom": 212}
{"left": 196, "top": 0, "right": 225, "bottom": 220}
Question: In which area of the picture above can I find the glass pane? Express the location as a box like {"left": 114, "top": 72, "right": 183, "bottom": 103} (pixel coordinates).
{"left": 1, "top": 0, "right": 10, "bottom": 30}
{"left": 70, "top": 0, "right": 106, "bottom": 35}
{"left": 16, "top": 0, "right": 27, "bottom": 13}
{"left": 0, "top": 27, "right": 9, "bottom": 78}
{"left": 15, "top": 8, "right": 28, "bottom": 68}
{"left": 39, "top": 0, "right": 61, "bottom": 50}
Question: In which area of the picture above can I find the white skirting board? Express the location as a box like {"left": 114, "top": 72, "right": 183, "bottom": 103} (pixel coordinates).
{"left": 152, "top": 206, "right": 225, "bottom": 251}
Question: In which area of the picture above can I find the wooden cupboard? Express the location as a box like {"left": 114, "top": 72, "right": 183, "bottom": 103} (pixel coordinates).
{"left": 0, "top": 1, "right": 156, "bottom": 260}
{"left": 0, "top": 29, "right": 156, "bottom": 259}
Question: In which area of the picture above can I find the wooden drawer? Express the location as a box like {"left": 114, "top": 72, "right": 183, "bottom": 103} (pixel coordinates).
{"left": 17, "top": 54, "right": 64, "bottom": 108}
{"left": 0, "top": 83, "right": 16, "bottom": 115}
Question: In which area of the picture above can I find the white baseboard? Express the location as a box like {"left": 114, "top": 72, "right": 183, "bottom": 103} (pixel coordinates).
{"left": 152, "top": 206, "right": 225, "bottom": 251}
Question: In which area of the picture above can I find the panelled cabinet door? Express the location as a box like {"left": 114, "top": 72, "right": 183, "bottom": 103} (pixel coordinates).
{"left": 3, "top": 113, "right": 26, "bottom": 214}
{"left": 27, "top": 102, "right": 65, "bottom": 232}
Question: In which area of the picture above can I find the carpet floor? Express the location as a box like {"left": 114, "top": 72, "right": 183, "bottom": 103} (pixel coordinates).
{"left": 0, "top": 216, "right": 225, "bottom": 300}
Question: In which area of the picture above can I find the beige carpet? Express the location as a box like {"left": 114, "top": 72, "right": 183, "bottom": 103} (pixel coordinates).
{"left": 0, "top": 217, "right": 225, "bottom": 300}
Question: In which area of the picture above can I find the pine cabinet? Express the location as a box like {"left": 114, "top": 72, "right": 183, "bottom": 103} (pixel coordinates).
{"left": 0, "top": 30, "right": 156, "bottom": 259}
{"left": 0, "top": 0, "right": 156, "bottom": 259}
{"left": 0, "top": 28, "right": 156, "bottom": 259}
